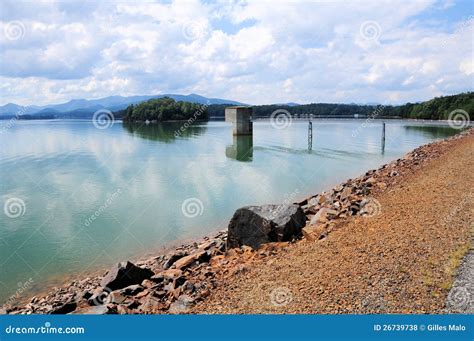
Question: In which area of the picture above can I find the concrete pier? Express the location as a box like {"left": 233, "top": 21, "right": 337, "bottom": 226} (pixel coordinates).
{"left": 225, "top": 135, "right": 253, "bottom": 162}
{"left": 225, "top": 106, "right": 253, "bottom": 135}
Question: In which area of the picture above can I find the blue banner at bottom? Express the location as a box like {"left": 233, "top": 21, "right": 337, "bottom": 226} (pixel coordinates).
{"left": 0, "top": 314, "right": 472, "bottom": 340}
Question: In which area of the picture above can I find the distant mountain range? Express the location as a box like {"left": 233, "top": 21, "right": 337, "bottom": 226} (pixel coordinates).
{"left": 0, "top": 94, "right": 245, "bottom": 119}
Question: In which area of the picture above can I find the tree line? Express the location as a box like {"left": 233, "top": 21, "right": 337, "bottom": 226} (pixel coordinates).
{"left": 116, "top": 92, "right": 473, "bottom": 122}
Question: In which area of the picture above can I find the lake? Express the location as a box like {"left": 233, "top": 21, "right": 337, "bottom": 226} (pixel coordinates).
{"left": 0, "top": 119, "right": 459, "bottom": 303}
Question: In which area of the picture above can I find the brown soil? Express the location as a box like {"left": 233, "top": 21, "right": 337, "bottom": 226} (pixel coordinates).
{"left": 195, "top": 132, "right": 474, "bottom": 314}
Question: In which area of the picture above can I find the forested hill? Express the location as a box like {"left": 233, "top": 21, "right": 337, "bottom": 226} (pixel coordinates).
{"left": 206, "top": 92, "right": 473, "bottom": 120}
{"left": 121, "top": 97, "right": 209, "bottom": 122}
{"left": 391, "top": 92, "right": 473, "bottom": 120}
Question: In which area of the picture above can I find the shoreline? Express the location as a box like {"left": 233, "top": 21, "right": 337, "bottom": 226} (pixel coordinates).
{"left": 1, "top": 127, "right": 472, "bottom": 315}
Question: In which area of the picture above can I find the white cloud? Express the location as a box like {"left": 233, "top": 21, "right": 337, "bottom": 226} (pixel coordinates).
{"left": 0, "top": 0, "right": 472, "bottom": 106}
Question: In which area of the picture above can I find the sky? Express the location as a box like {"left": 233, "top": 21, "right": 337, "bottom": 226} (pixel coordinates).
{"left": 0, "top": 0, "right": 472, "bottom": 106}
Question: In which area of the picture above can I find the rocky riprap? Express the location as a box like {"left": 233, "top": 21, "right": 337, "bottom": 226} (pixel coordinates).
{"left": 2, "top": 128, "right": 471, "bottom": 315}
{"left": 1, "top": 231, "right": 291, "bottom": 315}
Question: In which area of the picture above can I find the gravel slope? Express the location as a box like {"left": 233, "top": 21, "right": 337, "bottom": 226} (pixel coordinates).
{"left": 195, "top": 132, "right": 473, "bottom": 314}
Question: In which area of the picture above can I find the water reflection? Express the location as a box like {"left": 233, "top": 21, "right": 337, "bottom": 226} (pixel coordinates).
{"left": 404, "top": 125, "right": 459, "bottom": 139}
{"left": 381, "top": 122, "right": 385, "bottom": 155}
{"left": 123, "top": 122, "right": 207, "bottom": 142}
{"left": 225, "top": 135, "right": 253, "bottom": 162}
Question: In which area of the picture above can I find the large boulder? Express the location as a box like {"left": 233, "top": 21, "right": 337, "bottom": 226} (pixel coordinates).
{"left": 227, "top": 204, "right": 306, "bottom": 249}
{"left": 100, "top": 261, "right": 154, "bottom": 291}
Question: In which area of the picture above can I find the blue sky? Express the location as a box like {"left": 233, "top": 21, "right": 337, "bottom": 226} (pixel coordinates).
{"left": 0, "top": 0, "right": 472, "bottom": 106}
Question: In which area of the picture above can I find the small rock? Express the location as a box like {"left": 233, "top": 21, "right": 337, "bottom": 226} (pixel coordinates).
{"left": 161, "top": 269, "right": 183, "bottom": 280}
{"left": 307, "top": 196, "right": 319, "bottom": 207}
{"left": 366, "top": 177, "right": 377, "bottom": 185}
{"left": 173, "top": 251, "right": 207, "bottom": 270}
{"left": 139, "top": 296, "right": 166, "bottom": 313}
{"left": 340, "top": 186, "right": 352, "bottom": 200}
{"left": 88, "top": 288, "right": 109, "bottom": 306}
{"left": 50, "top": 301, "right": 77, "bottom": 315}
{"left": 197, "top": 240, "right": 216, "bottom": 251}
{"left": 310, "top": 208, "right": 331, "bottom": 225}
{"left": 182, "top": 281, "right": 195, "bottom": 293}
{"left": 319, "top": 194, "right": 329, "bottom": 204}
{"left": 120, "top": 285, "right": 144, "bottom": 296}
{"left": 241, "top": 245, "right": 253, "bottom": 252}
{"left": 302, "top": 225, "right": 327, "bottom": 242}
{"left": 71, "top": 305, "right": 112, "bottom": 315}
{"left": 149, "top": 274, "right": 164, "bottom": 284}
{"left": 101, "top": 261, "right": 154, "bottom": 291}
{"left": 163, "top": 251, "right": 188, "bottom": 270}
{"left": 106, "top": 291, "right": 128, "bottom": 305}
{"left": 168, "top": 295, "right": 195, "bottom": 314}
{"left": 141, "top": 279, "right": 156, "bottom": 288}
{"left": 210, "top": 255, "right": 225, "bottom": 267}
{"left": 116, "top": 305, "right": 130, "bottom": 314}
{"left": 81, "top": 290, "right": 93, "bottom": 300}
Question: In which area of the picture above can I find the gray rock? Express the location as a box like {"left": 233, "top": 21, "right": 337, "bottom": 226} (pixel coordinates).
{"left": 120, "top": 284, "right": 144, "bottom": 296}
{"left": 307, "top": 196, "right": 319, "bottom": 207}
{"left": 50, "top": 301, "right": 77, "bottom": 314}
{"left": 106, "top": 291, "right": 128, "bottom": 304}
{"left": 227, "top": 204, "right": 306, "bottom": 249}
{"left": 87, "top": 288, "right": 110, "bottom": 306}
{"left": 168, "top": 294, "right": 195, "bottom": 314}
{"left": 101, "top": 261, "right": 154, "bottom": 291}
{"left": 71, "top": 305, "right": 113, "bottom": 315}
{"left": 163, "top": 251, "right": 188, "bottom": 270}
{"left": 340, "top": 186, "right": 352, "bottom": 200}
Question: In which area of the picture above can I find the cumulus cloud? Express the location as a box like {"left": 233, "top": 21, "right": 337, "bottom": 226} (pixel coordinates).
{"left": 0, "top": 0, "right": 472, "bottom": 106}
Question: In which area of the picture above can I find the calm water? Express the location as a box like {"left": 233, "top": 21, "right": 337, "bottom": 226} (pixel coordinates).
{"left": 0, "top": 119, "right": 459, "bottom": 303}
